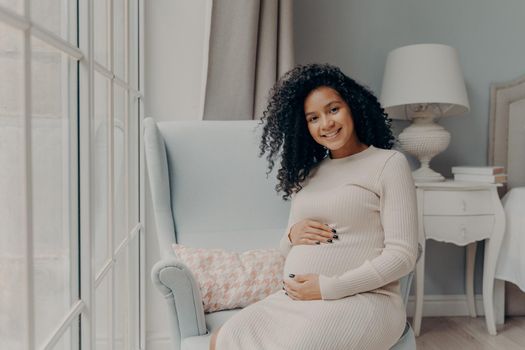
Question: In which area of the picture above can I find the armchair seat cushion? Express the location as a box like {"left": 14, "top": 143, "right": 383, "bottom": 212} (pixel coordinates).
{"left": 173, "top": 244, "right": 285, "bottom": 312}
{"left": 205, "top": 309, "right": 239, "bottom": 331}
{"left": 181, "top": 333, "right": 212, "bottom": 350}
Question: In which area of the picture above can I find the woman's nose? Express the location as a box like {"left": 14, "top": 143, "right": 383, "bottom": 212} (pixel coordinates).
{"left": 321, "top": 115, "right": 335, "bottom": 129}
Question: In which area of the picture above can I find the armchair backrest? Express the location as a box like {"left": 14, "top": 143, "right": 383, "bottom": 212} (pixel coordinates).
{"left": 144, "top": 118, "right": 290, "bottom": 259}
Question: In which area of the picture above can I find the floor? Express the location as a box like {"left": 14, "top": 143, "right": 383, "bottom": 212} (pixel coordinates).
{"left": 412, "top": 316, "right": 525, "bottom": 349}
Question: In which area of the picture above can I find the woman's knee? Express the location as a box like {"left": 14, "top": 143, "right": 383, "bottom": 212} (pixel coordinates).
{"left": 209, "top": 326, "right": 222, "bottom": 350}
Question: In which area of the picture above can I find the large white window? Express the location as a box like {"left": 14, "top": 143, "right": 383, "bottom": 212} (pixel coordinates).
{"left": 0, "top": 0, "right": 144, "bottom": 349}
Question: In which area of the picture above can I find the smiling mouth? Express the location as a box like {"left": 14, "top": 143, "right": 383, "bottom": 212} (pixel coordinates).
{"left": 322, "top": 128, "right": 341, "bottom": 139}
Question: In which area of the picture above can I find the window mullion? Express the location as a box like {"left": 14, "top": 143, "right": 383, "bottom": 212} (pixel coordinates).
{"left": 30, "top": 25, "right": 83, "bottom": 60}
{"left": 138, "top": 0, "right": 146, "bottom": 346}
{"left": 107, "top": 76, "right": 115, "bottom": 350}
{"left": 0, "top": 6, "right": 83, "bottom": 60}
{"left": 41, "top": 301, "right": 86, "bottom": 350}
{"left": 79, "top": 0, "right": 95, "bottom": 348}
{"left": 95, "top": 61, "right": 113, "bottom": 79}
{"left": 124, "top": 0, "right": 129, "bottom": 84}
{"left": 107, "top": 0, "right": 116, "bottom": 348}
{"left": 22, "top": 0, "right": 35, "bottom": 346}
{"left": 94, "top": 61, "right": 143, "bottom": 98}
{"left": 123, "top": 88, "right": 130, "bottom": 350}
{"left": 65, "top": 0, "right": 81, "bottom": 346}
{"left": 95, "top": 258, "right": 114, "bottom": 288}
{"left": 0, "top": 4, "right": 30, "bottom": 30}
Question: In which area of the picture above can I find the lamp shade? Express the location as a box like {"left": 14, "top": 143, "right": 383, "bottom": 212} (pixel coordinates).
{"left": 380, "top": 44, "right": 470, "bottom": 120}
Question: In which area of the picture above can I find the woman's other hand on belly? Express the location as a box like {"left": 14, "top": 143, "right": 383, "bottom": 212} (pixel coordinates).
{"left": 288, "top": 219, "right": 338, "bottom": 246}
{"left": 283, "top": 273, "right": 322, "bottom": 300}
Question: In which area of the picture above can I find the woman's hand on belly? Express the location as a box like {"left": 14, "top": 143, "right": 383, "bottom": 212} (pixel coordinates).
{"left": 289, "top": 219, "right": 338, "bottom": 246}
{"left": 283, "top": 273, "right": 321, "bottom": 301}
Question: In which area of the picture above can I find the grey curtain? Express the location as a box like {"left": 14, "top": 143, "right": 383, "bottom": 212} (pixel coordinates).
{"left": 202, "top": 0, "right": 295, "bottom": 120}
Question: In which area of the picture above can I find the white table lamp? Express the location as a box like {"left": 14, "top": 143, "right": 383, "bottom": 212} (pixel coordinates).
{"left": 380, "top": 44, "right": 470, "bottom": 182}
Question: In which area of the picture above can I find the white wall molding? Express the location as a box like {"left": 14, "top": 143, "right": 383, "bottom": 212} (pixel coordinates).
{"left": 406, "top": 294, "right": 486, "bottom": 317}
{"left": 145, "top": 331, "right": 172, "bottom": 350}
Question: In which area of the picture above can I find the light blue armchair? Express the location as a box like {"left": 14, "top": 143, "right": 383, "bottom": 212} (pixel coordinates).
{"left": 144, "top": 118, "right": 417, "bottom": 350}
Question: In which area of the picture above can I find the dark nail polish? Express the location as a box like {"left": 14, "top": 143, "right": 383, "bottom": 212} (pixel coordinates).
{"left": 285, "top": 292, "right": 288, "bottom": 295}
{"left": 282, "top": 286, "right": 285, "bottom": 290}
{"left": 327, "top": 239, "right": 333, "bottom": 243}
{"left": 316, "top": 241, "right": 321, "bottom": 245}
{"left": 332, "top": 229, "right": 336, "bottom": 233}
{"left": 289, "top": 273, "right": 295, "bottom": 278}
{"left": 333, "top": 234, "right": 339, "bottom": 239}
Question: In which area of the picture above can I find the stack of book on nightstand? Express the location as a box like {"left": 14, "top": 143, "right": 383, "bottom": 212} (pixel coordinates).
{"left": 451, "top": 166, "right": 507, "bottom": 183}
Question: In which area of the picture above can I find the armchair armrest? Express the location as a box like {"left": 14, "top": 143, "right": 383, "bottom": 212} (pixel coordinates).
{"left": 399, "top": 243, "right": 422, "bottom": 306}
{"left": 151, "top": 258, "right": 208, "bottom": 341}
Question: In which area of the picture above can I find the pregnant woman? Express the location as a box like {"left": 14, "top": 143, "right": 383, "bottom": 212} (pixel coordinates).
{"left": 210, "top": 63, "right": 418, "bottom": 350}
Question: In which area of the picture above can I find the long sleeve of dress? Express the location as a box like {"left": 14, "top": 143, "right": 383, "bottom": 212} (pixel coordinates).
{"left": 318, "top": 152, "right": 418, "bottom": 300}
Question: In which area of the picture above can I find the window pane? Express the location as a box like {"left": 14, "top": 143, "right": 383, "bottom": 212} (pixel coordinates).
{"left": 128, "top": 0, "right": 139, "bottom": 89}
{"left": 113, "top": 0, "right": 126, "bottom": 80}
{"left": 31, "top": 0, "right": 77, "bottom": 46}
{"left": 0, "top": 22, "right": 23, "bottom": 114}
{"left": 94, "top": 71, "right": 109, "bottom": 273}
{"left": 95, "top": 273, "right": 111, "bottom": 350}
{"left": 114, "top": 250, "right": 128, "bottom": 350}
{"left": 127, "top": 234, "right": 140, "bottom": 349}
{"left": 94, "top": 0, "right": 109, "bottom": 67}
{"left": 31, "top": 35, "right": 79, "bottom": 347}
{"left": 0, "top": 22, "right": 25, "bottom": 350}
{"left": 0, "top": 0, "right": 23, "bottom": 14}
{"left": 114, "top": 84, "right": 127, "bottom": 247}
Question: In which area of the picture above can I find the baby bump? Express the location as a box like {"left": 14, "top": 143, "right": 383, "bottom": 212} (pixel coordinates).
{"left": 282, "top": 243, "right": 382, "bottom": 279}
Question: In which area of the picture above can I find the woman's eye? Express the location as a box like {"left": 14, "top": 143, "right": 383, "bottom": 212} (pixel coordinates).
{"left": 309, "top": 116, "right": 318, "bottom": 123}
{"left": 330, "top": 107, "right": 339, "bottom": 114}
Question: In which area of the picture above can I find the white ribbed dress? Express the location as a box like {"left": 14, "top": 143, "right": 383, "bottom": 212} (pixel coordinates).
{"left": 216, "top": 145, "right": 418, "bottom": 350}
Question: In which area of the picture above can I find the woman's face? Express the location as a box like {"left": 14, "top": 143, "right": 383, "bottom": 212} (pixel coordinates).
{"left": 304, "top": 86, "right": 363, "bottom": 159}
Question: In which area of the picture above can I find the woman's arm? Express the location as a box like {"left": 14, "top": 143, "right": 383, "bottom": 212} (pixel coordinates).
{"left": 279, "top": 196, "right": 296, "bottom": 257}
{"left": 318, "top": 152, "right": 418, "bottom": 300}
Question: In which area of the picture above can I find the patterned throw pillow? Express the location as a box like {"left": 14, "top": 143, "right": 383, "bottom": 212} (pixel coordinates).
{"left": 172, "top": 244, "right": 285, "bottom": 313}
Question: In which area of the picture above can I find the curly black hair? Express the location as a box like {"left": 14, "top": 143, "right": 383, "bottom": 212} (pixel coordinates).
{"left": 258, "top": 63, "right": 395, "bottom": 200}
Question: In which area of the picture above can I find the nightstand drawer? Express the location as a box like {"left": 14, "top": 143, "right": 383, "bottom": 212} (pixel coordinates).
{"left": 423, "top": 215, "right": 494, "bottom": 245}
{"left": 423, "top": 190, "right": 493, "bottom": 215}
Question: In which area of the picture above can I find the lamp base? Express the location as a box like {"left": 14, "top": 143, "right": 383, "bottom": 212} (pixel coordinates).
{"left": 398, "top": 115, "right": 451, "bottom": 182}
{"left": 412, "top": 165, "right": 445, "bottom": 182}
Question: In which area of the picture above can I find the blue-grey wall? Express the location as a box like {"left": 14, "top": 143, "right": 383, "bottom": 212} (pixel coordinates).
{"left": 294, "top": 0, "right": 525, "bottom": 295}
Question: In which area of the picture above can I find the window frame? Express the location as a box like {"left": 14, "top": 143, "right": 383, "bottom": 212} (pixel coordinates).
{"left": 0, "top": 0, "right": 145, "bottom": 348}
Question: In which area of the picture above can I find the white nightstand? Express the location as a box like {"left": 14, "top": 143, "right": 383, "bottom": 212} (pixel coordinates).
{"left": 413, "top": 180, "right": 506, "bottom": 336}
